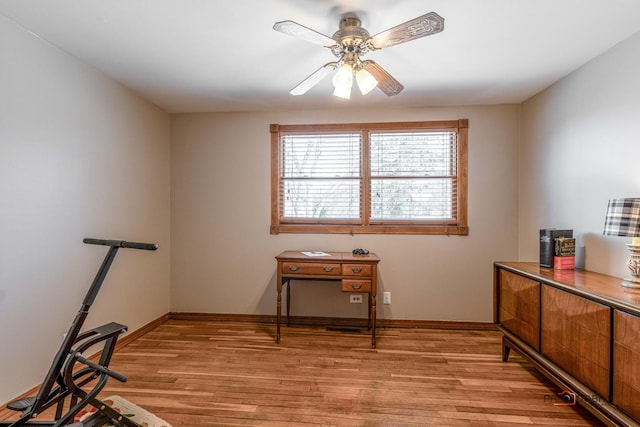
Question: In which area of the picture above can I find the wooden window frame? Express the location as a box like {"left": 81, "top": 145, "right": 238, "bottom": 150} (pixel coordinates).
{"left": 270, "top": 119, "right": 469, "bottom": 235}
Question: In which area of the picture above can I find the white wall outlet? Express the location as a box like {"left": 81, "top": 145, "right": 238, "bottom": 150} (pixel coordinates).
{"left": 383, "top": 291, "right": 391, "bottom": 305}
{"left": 349, "top": 294, "right": 363, "bottom": 303}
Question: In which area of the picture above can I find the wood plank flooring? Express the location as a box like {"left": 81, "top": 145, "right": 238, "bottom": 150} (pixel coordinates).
{"left": 2, "top": 319, "right": 604, "bottom": 426}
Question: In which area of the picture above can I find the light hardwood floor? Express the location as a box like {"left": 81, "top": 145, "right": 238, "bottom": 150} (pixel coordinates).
{"left": 2, "top": 320, "right": 603, "bottom": 426}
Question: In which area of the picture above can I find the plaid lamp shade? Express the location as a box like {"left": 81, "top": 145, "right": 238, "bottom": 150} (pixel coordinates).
{"left": 603, "top": 198, "right": 640, "bottom": 237}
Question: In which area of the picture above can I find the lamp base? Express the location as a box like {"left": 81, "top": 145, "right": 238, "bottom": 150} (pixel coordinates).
{"left": 621, "top": 279, "right": 640, "bottom": 289}
{"left": 622, "top": 240, "right": 640, "bottom": 288}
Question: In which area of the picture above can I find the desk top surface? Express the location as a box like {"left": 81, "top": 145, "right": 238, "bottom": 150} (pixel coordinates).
{"left": 276, "top": 250, "right": 380, "bottom": 263}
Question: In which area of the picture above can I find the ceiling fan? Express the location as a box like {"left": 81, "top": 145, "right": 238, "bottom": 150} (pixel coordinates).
{"left": 273, "top": 11, "right": 444, "bottom": 99}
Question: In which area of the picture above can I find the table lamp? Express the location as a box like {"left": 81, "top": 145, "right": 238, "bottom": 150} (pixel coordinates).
{"left": 603, "top": 198, "right": 640, "bottom": 288}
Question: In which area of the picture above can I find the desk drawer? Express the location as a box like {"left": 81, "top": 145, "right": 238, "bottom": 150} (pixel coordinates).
{"left": 342, "top": 264, "right": 372, "bottom": 277}
{"left": 281, "top": 262, "right": 341, "bottom": 276}
{"left": 342, "top": 279, "right": 372, "bottom": 293}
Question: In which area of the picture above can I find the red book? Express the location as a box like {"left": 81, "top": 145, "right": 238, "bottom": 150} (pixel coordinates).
{"left": 554, "top": 256, "right": 575, "bottom": 270}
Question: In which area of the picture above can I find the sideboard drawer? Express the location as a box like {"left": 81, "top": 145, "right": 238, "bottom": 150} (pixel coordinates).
{"left": 281, "top": 262, "right": 341, "bottom": 276}
{"left": 498, "top": 269, "right": 540, "bottom": 351}
{"left": 613, "top": 310, "right": 640, "bottom": 420}
{"left": 342, "top": 264, "right": 372, "bottom": 277}
{"left": 341, "top": 279, "right": 371, "bottom": 293}
{"left": 541, "top": 285, "right": 611, "bottom": 398}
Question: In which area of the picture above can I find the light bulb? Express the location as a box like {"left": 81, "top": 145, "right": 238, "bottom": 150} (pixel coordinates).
{"left": 356, "top": 68, "right": 378, "bottom": 95}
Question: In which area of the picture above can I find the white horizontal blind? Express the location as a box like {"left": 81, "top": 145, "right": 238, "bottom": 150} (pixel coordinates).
{"left": 369, "top": 131, "right": 457, "bottom": 221}
{"left": 280, "top": 133, "right": 361, "bottom": 220}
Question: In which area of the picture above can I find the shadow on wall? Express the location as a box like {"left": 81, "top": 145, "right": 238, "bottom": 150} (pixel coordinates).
{"left": 255, "top": 269, "right": 278, "bottom": 316}
{"left": 583, "top": 232, "right": 618, "bottom": 274}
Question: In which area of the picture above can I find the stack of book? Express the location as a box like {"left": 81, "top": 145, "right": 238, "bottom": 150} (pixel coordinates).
{"left": 540, "top": 229, "right": 573, "bottom": 268}
{"left": 553, "top": 237, "right": 575, "bottom": 269}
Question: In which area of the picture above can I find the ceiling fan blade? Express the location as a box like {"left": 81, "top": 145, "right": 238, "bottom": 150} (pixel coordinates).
{"left": 362, "top": 61, "right": 404, "bottom": 96}
{"left": 368, "top": 12, "right": 444, "bottom": 49}
{"left": 289, "top": 62, "right": 337, "bottom": 96}
{"left": 273, "top": 20, "right": 336, "bottom": 47}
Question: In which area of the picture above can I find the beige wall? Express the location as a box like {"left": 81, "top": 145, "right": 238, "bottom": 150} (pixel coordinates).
{"left": 170, "top": 105, "right": 520, "bottom": 322}
{"left": 519, "top": 31, "right": 640, "bottom": 277}
{"left": 5, "top": 3, "right": 637, "bottom": 408}
{"left": 0, "top": 15, "right": 171, "bottom": 403}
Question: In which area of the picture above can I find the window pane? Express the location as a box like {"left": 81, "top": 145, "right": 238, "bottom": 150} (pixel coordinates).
{"left": 370, "top": 131, "right": 456, "bottom": 177}
{"left": 371, "top": 178, "right": 453, "bottom": 220}
{"left": 370, "top": 130, "right": 456, "bottom": 221}
{"left": 281, "top": 134, "right": 360, "bottom": 178}
{"left": 283, "top": 179, "right": 360, "bottom": 219}
{"left": 280, "top": 133, "right": 361, "bottom": 220}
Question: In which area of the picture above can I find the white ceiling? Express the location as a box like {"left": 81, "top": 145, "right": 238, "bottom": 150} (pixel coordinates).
{"left": 2, "top": 0, "right": 640, "bottom": 113}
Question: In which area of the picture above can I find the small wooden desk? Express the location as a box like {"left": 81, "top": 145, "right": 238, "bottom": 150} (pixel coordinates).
{"left": 275, "top": 251, "right": 380, "bottom": 347}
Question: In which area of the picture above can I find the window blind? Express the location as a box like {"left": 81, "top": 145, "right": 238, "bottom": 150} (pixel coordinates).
{"left": 370, "top": 131, "right": 457, "bottom": 221}
{"left": 280, "top": 133, "right": 361, "bottom": 219}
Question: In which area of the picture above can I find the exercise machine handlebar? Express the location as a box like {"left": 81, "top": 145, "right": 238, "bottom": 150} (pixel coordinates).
{"left": 72, "top": 351, "right": 128, "bottom": 383}
{"left": 83, "top": 238, "right": 158, "bottom": 251}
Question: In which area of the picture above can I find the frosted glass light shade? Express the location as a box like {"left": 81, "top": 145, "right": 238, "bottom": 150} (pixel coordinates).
{"left": 333, "top": 83, "right": 352, "bottom": 99}
{"left": 356, "top": 68, "right": 378, "bottom": 95}
{"left": 332, "top": 63, "right": 353, "bottom": 99}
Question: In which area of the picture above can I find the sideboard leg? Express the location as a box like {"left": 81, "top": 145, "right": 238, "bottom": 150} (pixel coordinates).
{"left": 502, "top": 336, "right": 511, "bottom": 362}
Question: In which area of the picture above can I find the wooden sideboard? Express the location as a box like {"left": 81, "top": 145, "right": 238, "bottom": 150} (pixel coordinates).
{"left": 494, "top": 262, "right": 640, "bottom": 426}
{"left": 275, "top": 251, "right": 380, "bottom": 347}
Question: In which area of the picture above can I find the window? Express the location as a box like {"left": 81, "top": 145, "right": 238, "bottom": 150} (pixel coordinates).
{"left": 270, "top": 119, "right": 468, "bottom": 235}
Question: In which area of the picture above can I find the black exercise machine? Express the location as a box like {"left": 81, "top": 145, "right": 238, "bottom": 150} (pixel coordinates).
{"left": 1, "top": 238, "right": 158, "bottom": 427}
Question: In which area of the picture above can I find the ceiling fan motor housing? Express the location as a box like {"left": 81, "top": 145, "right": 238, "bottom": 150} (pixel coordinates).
{"left": 333, "top": 17, "right": 370, "bottom": 47}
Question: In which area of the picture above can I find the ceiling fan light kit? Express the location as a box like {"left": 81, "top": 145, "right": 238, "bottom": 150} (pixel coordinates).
{"left": 329, "top": 52, "right": 379, "bottom": 99}
{"left": 273, "top": 11, "right": 444, "bottom": 99}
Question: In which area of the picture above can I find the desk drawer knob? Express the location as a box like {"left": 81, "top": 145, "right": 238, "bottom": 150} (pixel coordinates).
{"left": 350, "top": 283, "right": 363, "bottom": 290}
{"left": 289, "top": 265, "right": 299, "bottom": 271}
{"left": 323, "top": 266, "right": 335, "bottom": 272}
{"left": 351, "top": 267, "right": 363, "bottom": 273}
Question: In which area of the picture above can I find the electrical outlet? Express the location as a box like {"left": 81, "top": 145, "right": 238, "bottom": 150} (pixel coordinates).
{"left": 349, "top": 294, "right": 363, "bottom": 303}
{"left": 383, "top": 291, "right": 391, "bottom": 305}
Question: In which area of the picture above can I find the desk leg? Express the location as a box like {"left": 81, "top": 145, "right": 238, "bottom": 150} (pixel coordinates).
{"left": 371, "top": 266, "right": 377, "bottom": 348}
{"left": 276, "top": 270, "right": 282, "bottom": 344}
{"left": 370, "top": 292, "right": 377, "bottom": 348}
{"left": 367, "top": 293, "right": 372, "bottom": 330}
{"left": 286, "top": 280, "right": 291, "bottom": 326}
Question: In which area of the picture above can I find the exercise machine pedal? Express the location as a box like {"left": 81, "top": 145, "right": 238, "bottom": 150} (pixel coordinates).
{"left": 6, "top": 397, "right": 35, "bottom": 412}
